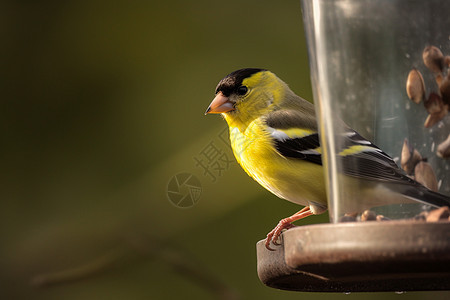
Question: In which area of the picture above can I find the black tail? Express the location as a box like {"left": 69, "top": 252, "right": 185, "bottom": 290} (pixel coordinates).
{"left": 403, "top": 184, "right": 450, "bottom": 208}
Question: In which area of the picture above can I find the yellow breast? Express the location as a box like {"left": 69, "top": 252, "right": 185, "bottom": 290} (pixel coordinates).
{"left": 227, "top": 119, "right": 327, "bottom": 208}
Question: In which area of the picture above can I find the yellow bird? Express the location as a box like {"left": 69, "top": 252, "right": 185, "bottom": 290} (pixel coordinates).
{"left": 205, "top": 68, "right": 450, "bottom": 250}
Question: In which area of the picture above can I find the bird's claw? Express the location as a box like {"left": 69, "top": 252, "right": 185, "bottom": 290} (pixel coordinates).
{"left": 265, "top": 222, "right": 296, "bottom": 251}
{"left": 264, "top": 206, "right": 312, "bottom": 251}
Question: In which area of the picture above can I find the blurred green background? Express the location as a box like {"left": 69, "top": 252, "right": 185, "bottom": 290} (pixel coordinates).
{"left": 1, "top": 0, "right": 449, "bottom": 299}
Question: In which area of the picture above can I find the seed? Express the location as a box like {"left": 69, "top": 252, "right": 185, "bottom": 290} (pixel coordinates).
{"left": 360, "top": 210, "right": 377, "bottom": 221}
{"left": 439, "top": 74, "right": 450, "bottom": 105}
{"left": 424, "top": 104, "right": 448, "bottom": 128}
{"left": 437, "top": 134, "right": 450, "bottom": 159}
{"left": 406, "top": 68, "right": 425, "bottom": 104}
{"left": 401, "top": 138, "right": 422, "bottom": 174}
{"left": 426, "top": 206, "right": 450, "bottom": 222}
{"left": 445, "top": 55, "right": 450, "bottom": 68}
{"left": 414, "top": 161, "right": 438, "bottom": 192}
{"left": 422, "top": 46, "right": 444, "bottom": 73}
{"left": 424, "top": 92, "right": 443, "bottom": 114}
{"left": 435, "top": 73, "right": 444, "bottom": 86}
{"left": 376, "top": 215, "right": 390, "bottom": 221}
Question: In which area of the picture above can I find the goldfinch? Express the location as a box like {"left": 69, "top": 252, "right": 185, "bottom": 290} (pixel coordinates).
{"left": 205, "top": 68, "right": 450, "bottom": 250}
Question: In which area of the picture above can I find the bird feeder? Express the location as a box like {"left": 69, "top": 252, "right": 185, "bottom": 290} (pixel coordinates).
{"left": 257, "top": 0, "right": 450, "bottom": 292}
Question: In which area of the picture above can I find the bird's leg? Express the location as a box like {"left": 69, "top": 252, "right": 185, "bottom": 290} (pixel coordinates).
{"left": 265, "top": 206, "right": 313, "bottom": 251}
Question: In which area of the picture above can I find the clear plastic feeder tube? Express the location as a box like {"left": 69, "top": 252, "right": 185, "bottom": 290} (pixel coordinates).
{"left": 301, "top": 0, "right": 450, "bottom": 222}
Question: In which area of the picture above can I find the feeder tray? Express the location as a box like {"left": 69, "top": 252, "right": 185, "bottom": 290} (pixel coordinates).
{"left": 257, "top": 221, "right": 450, "bottom": 292}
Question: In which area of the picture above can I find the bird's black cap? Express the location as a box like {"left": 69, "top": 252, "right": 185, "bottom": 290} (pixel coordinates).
{"left": 215, "top": 68, "right": 266, "bottom": 97}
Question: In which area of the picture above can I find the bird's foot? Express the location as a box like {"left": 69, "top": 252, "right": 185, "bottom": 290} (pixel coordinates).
{"left": 264, "top": 206, "right": 313, "bottom": 251}
{"left": 265, "top": 221, "right": 296, "bottom": 251}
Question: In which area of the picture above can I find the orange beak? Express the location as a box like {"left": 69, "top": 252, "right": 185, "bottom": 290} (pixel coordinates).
{"left": 205, "top": 92, "right": 235, "bottom": 115}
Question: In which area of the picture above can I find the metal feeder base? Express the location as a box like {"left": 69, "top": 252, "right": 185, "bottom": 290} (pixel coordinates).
{"left": 256, "top": 221, "right": 450, "bottom": 292}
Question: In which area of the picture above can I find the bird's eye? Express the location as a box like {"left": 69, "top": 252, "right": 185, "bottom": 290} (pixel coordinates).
{"left": 237, "top": 85, "right": 248, "bottom": 95}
